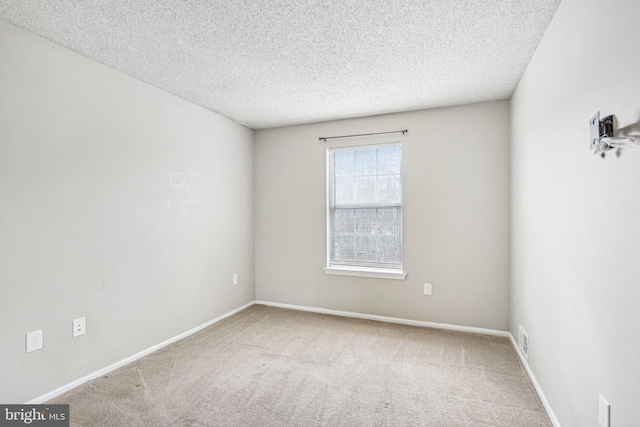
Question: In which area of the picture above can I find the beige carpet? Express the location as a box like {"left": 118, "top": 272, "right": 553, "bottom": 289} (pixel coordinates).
{"left": 50, "top": 305, "right": 551, "bottom": 426}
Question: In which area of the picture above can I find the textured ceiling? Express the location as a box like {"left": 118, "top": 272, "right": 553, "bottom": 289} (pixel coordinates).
{"left": 0, "top": 1, "right": 561, "bottom": 129}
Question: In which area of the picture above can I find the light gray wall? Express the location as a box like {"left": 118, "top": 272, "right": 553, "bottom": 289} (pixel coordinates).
{"left": 0, "top": 21, "right": 254, "bottom": 403}
{"left": 510, "top": 0, "right": 640, "bottom": 425}
{"left": 255, "top": 102, "right": 510, "bottom": 330}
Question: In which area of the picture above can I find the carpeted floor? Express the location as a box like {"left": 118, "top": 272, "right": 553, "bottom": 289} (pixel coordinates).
{"left": 50, "top": 305, "right": 552, "bottom": 426}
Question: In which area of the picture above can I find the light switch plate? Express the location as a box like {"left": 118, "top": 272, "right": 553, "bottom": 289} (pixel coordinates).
{"left": 233, "top": 274, "right": 238, "bottom": 285}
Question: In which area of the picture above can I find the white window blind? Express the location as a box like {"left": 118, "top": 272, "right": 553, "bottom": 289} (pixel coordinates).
{"left": 327, "top": 143, "right": 403, "bottom": 272}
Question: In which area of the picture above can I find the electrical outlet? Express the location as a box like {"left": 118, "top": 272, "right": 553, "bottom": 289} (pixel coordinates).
{"left": 73, "top": 317, "right": 86, "bottom": 337}
{"left": 233, "top": 274, "right": 238, "bottom": 285}
{"left": 26, "top": 330, "right": 43, "bottom": 353}
{"left": 423, "top": 283, "right": 432, "bottom": 295}
{"left": 599, "top": 394, "right": 610, "bottom": 427}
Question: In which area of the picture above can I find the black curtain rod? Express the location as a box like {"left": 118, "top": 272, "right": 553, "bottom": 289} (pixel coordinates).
{"left": 319, "top": 129, "right": 407, "bottom": 142}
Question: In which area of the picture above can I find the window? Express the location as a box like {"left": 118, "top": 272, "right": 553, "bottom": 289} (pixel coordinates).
{"left": 325, "top": 143, "right": 405, "bottom": 280}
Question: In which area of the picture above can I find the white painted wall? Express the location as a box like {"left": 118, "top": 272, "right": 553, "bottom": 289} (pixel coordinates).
{"left": 255, "top": 102, "right": 510, "bottom": 330}
{"left": 510, "top": 0, "right": 640, "bottom": 425}
{"left": 0, "top": 21, "right": 254, "bottom": 403}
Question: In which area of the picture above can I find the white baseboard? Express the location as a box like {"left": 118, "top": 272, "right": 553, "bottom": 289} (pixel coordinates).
{"left": 26, "top": 300, "right": 256, "bottom": 404}
{"left": 255, "top": 300, "right": 509, "bottom": 337}
{"left": 508, "top": 333, "right": 561, "bottom": 427}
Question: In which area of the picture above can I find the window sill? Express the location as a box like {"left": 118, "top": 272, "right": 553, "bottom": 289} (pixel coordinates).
{"left": 323, "top": 266, "right": 407, "bottom": 280}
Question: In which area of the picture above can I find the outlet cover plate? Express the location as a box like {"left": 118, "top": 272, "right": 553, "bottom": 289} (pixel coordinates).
{"left": 26, "top": 330, "right": 43, "bottom": 353}
{"left": 73, "top": 317, "right": 86, "bottom": 337}
{"left": 599, "top": 394, "right": 610, "bottom": 427}
{"left": 423, "top": 283, "right": 432, "bottom": 295}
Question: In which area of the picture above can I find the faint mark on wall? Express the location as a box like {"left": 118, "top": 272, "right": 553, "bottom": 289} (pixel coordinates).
{"left": 170, "top": 172, "right": 203, "bottom": 205}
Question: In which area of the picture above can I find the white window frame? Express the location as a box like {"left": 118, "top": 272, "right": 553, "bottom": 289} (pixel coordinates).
{"left": 324, "top": 142, "right": 406, "bottom": 280}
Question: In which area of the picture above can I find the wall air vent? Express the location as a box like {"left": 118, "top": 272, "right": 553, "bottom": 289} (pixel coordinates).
{"left": 518, "top": 324, "right": 529, "bottom": 359}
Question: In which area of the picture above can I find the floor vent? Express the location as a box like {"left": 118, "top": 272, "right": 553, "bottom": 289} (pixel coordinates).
{"left": 518, "top": 324, "right": 529, "bottom": 359}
